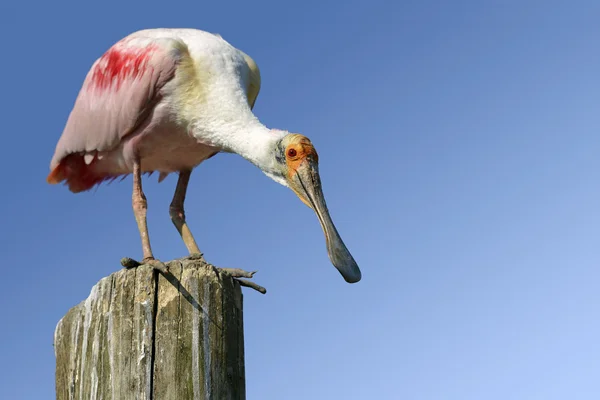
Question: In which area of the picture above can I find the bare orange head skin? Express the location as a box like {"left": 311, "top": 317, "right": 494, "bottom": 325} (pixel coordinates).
{"left": 284, "top": 134, "right": 319, "bottom": 178}
{"left": 279, "top": 134, "right": 320, "bottom": 208}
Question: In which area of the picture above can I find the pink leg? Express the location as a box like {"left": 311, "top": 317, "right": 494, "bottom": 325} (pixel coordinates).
{"left": 165, "top": 170, "right": 265, "bottom": 293}
{"left": 132, "top": 159, "right": 155, "bottom": 261}
{"left": 169, "top": 170, "right": 202, "bottom": 255}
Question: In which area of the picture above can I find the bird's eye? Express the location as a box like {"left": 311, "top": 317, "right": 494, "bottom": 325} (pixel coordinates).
{"left": 287, "top": 148, "right": 297, "bottom": 158}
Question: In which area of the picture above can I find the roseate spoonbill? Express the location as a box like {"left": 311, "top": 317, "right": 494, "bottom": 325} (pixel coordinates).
{"left": 47, "top": 28, "right": 361, "bottom": 283}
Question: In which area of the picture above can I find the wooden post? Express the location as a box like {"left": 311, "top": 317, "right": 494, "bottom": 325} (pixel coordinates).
{"left": 54, "top": 258, "right": 246, "bottom": 400}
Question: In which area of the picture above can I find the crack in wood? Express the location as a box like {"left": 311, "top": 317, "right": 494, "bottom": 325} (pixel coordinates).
{"left": 54, "top": 259, "right": 249, "bottom": 400}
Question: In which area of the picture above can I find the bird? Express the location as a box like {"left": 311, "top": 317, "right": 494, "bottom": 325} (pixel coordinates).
{"left": 47, "top": 28, "right": 361, "bottom": 283}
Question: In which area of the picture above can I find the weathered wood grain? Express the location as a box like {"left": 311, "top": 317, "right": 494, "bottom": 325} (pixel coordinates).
{"left": 54, "top": 259, "right": 246, "bottom": 400}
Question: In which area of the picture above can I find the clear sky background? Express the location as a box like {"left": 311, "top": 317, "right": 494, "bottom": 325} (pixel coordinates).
{"left": 1, "top": 1, "right": 599, "bottom": 399}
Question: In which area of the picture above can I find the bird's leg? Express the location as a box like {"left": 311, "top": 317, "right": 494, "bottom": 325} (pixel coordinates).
{"left": 169, "top": 170, "right": 267, "bottom": 294}
{"left": 132, "top": 160, "right": 154, "bottom": 261}
{"left": 168, "top": 170, "right": 264, "bottom": 293}
{"left": 169, "top": 170, "right": 203, "bottom": 258}
{"left": 129, "top": 159, "right": 167, "bottom": 273}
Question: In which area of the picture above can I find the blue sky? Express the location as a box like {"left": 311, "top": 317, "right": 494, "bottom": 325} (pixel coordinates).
{"left": 1, "top": 1, "right": 599, "bottom": 399}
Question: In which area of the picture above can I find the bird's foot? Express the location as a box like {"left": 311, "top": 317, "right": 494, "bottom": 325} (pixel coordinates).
{"left": 121, "top": 257, "right": 141, "bottom": 269}
{"left": 120, "top": 256, "right": 266, "bottom": 294}
{"left": 120, "top": 257, "right": 169, "bottom": 274}
{"left": 184, "top": 252, "right": 206, "bottom": 261}
{"left": 208, "top": 264, "right": 266, "bottom": 294}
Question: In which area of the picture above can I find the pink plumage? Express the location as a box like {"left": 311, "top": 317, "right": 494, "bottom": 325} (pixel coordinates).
{"left": 47, "top": 37, "right": 181, "bottom": 192}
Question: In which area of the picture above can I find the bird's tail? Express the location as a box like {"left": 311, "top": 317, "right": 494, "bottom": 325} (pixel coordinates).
{"left": 47, "top": 154, "right": 110, "bottom": 193}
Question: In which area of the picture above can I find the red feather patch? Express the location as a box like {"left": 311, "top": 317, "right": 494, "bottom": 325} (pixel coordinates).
{"left": 89, "top": 44, "right": 156, "bottom": 92}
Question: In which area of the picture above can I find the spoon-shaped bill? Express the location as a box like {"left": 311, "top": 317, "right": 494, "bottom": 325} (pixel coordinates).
{"left": 291, "top": 157, "right": 361, "bottom": 283}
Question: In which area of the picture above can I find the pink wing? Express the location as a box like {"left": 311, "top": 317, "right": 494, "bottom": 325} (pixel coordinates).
{"left": 47, "top": 36, "right": 185, "bottom": 192}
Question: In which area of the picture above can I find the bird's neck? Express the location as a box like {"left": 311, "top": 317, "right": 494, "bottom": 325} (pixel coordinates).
{"left": 227, "top": 120, "right": 286, "bottom": 171}
{"left": 190, "top": 114, "right": 286, "bottom": 174}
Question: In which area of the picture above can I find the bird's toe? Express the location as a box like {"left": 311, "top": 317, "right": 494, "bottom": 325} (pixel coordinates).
{"left": 210, "top": 266, "right": 266, "bottom": 294}
{"left": 120, "top": 257, "right": 169, "bottom": 274}
{"left": 184, "top": 252, "right": 206, "bottom": 261}
{"left": 121, "top": 257, "right": 142, "bottom": 269}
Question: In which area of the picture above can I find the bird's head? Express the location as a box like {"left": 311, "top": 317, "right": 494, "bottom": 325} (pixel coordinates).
{"left": 266, "top": 133, "right": 361, "bottom": 283}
